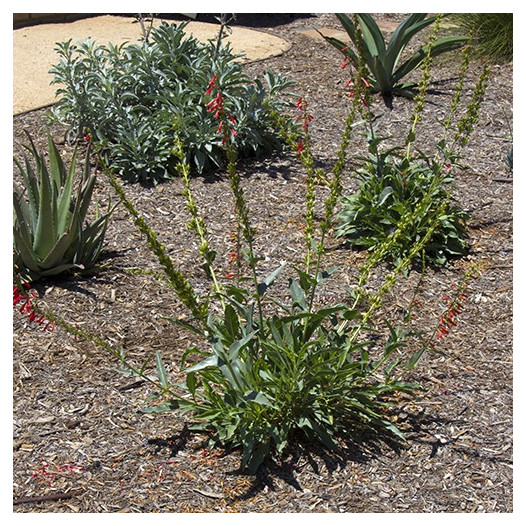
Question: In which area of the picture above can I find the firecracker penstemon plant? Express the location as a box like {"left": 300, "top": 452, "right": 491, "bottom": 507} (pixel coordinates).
{"left": 16, "top": 14, "right": 489, "bottom": 474}
{"left": 105, "top": 26, "right": 484, "bottom": 473}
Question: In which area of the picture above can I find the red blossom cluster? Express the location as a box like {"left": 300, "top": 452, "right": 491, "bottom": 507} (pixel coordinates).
{"left": 435, "top": 283, "right": 470, "bottom": 342}
{"left": 13, "top": 282, "right": 55, "bottom": 332}
{"left": 205, "top": 75, "right": 237, "bottom": 145}
{"left": 340, "top": 47, "right": 357, "bottom": 70}
{"left": 294, "top": 97, "right": 313, "bottom": 155}
{"left": 295, "top": 97, "right": 313, "bottom": 131}
{"left": 225, "top": 230, "right": 240, "bottom": 280}
{"left": 340, "top": 47, "right": 370, "bottom": 105}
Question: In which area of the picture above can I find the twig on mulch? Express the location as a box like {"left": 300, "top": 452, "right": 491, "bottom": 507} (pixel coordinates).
{"left": 13, "top": 489, "right": 84, "bottom": 506}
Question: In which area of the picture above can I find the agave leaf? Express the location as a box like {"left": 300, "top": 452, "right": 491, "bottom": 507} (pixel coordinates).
{"left": 33, "top": 157, "right": 57, "bottom": 257}
{"left": 393, "top": 36, "right": 469, "bottom": 85}
{"left": 384, "top": 14, "right": 432, "bottom": 74}
{"left": 13, "top": 190, "right": 33, "bottom": 246}
{"left": 13, "top": 227, "right": 40, "bottom": 272}
{"left": 14, "top": 157, "right": 39, "bottom": 230}
{"left": 334, "top": 14, "right": 364, "bottom": 58}
{"left": 74, "top": 207, "right": 113, "bottom": 268}
{"left": 370, "top": 56, "right": 391, "bottom": 93}
{"left": 73, "top": 149, "right": 97, "bottom": 224}
{"left": 357, "top": 13, "right": 387, "bottom": 61}
{"left": 37, "top": 262, "right": 81, "bottom": 277}
{"left": 55, "top": 148, "right": 77, "bottom": 234}
{"left": 322, "top": 34, "right": 361, "bottom": 67}
{"left": 47, "top": 132, "right": 67, "bottom": 191}
{"left": 38, "top": 231, "right": 76, "bottom": 269}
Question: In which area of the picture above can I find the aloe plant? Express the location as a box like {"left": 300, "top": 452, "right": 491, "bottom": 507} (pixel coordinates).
{"left": 324, "top": 13, "right": 468, "bottom": 101}
{"left": 13, "top": 133, "right": 113, "bottom": 281}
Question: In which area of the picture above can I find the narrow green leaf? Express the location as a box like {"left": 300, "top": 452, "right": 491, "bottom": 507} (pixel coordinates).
{"left": 155, "top": 350, "right": 169, "bottom": 389}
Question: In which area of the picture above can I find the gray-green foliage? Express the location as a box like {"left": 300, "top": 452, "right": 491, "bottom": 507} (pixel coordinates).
{"left": 48, "top": 22, "right": 296, "bottom": 184}
{"left": 13, "top": 133, "right": 112, "bottom": 281}
{"left": 324, "top": 13, "right": 468, "bottom": 100}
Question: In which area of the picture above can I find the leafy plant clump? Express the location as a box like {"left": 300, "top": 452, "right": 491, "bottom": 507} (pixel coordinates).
{"left": 336, "top": 136, "right": 469, "bottom": 267}
{"left": 145, "top": 271, "right": 420, "bottom": 474}
{"left": 48, "top": 21, "right": 296, "bottom": 184}
{"left": 323, "top": 13, "right": 468, "bottom": 102}
{"left": 13, "top": 133, "right": 113, "bottom": 281}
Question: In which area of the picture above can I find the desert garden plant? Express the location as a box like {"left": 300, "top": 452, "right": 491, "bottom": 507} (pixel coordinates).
{"left": 335, "top": 141, "right": 469, "bottom": 266}
{"left": 48, "top": 21, "right": 297, "bottom": 184}
{"left": 323, "top": 13, "right": 468, "bottom": 101}
{"left": 13, "top": 133, "right": 113, "bottom": 282}
{"left": 111, "top": 20, "right": 486, "bottom": 471}
{"left": 335, "top": 21, "right": 489, "bottom": 268}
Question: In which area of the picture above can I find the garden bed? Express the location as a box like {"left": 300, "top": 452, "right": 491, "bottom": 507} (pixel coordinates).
{"left": 13, "top": 13, "right": 513, "bottom": 512}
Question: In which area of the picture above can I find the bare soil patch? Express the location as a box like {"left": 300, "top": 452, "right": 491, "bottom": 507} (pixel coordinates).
{"left": 13, "top": 14, "right": 512, "bottom": 513}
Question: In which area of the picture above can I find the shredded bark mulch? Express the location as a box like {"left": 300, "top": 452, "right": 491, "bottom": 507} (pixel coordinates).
{"left": 13, "top": 14, "right": 512, "bottom": 513}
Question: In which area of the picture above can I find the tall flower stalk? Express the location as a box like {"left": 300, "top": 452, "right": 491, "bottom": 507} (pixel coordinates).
{"left": 108, "top": 172, "right": 207, "bottom": 322}
{"left": 173, "top": 136, "right": 225, "bottom": 310}
{"left": 405, "top": 14, "right": 443, "bottom": 160}
{"left": 205, "top": 74, "right": 265, "bottom": 328}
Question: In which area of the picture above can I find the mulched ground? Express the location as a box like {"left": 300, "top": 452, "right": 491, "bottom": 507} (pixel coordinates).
{"left": 13, "top": 13, "right": 513, "bottom": 513}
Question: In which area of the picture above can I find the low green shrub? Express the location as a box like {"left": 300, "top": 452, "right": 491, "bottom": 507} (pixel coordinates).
{"left": 336, "top": 136, "right": 469, "bottom": 267}
{"left": 48, "top": 22, "right": 296, "bottom": 184}
{"left": 13, "top": 133, "right": 113, "bottom": 281}
{"left": 144, "top": 273, "right": 421, "bottom": 473}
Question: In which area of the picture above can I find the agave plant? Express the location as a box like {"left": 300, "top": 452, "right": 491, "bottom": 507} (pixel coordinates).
{"left": 324, "top": 13, "right": 468, "bottom": 101}
{"left": 13, "top": 133, "right": 113, "bottom": 281}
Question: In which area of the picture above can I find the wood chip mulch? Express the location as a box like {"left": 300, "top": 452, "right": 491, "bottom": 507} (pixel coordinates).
{"left": 13, "top": 14, "right": 512, "bottom": 513}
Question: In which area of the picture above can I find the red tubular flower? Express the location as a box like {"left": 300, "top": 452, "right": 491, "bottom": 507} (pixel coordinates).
{"left": 228, "top": 115, "right": 237, "bottom": 137}
{"left": 14, "top": 281, "right": 55, "bottom": 332}
{"left": 205, "top": 75, "right": 217, "bottom": 96}
{"left": 206, "top": 92, "right": 224, "bottom": 117}
{"left": 361, "top": 77, "right": 371, "bottom": 88}
{"left": 296, "top": 140, "right": 305, "bottom": 154}
{"left": 302, "top": 114, "right": 313, "bottom": 131}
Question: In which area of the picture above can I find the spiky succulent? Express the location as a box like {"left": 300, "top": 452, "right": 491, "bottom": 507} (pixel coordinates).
{"left": 324, "top": 13, "right": 468, "bottom": 101}
{"left": 13, "top": 133, "right": 113, "bottom": 281}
